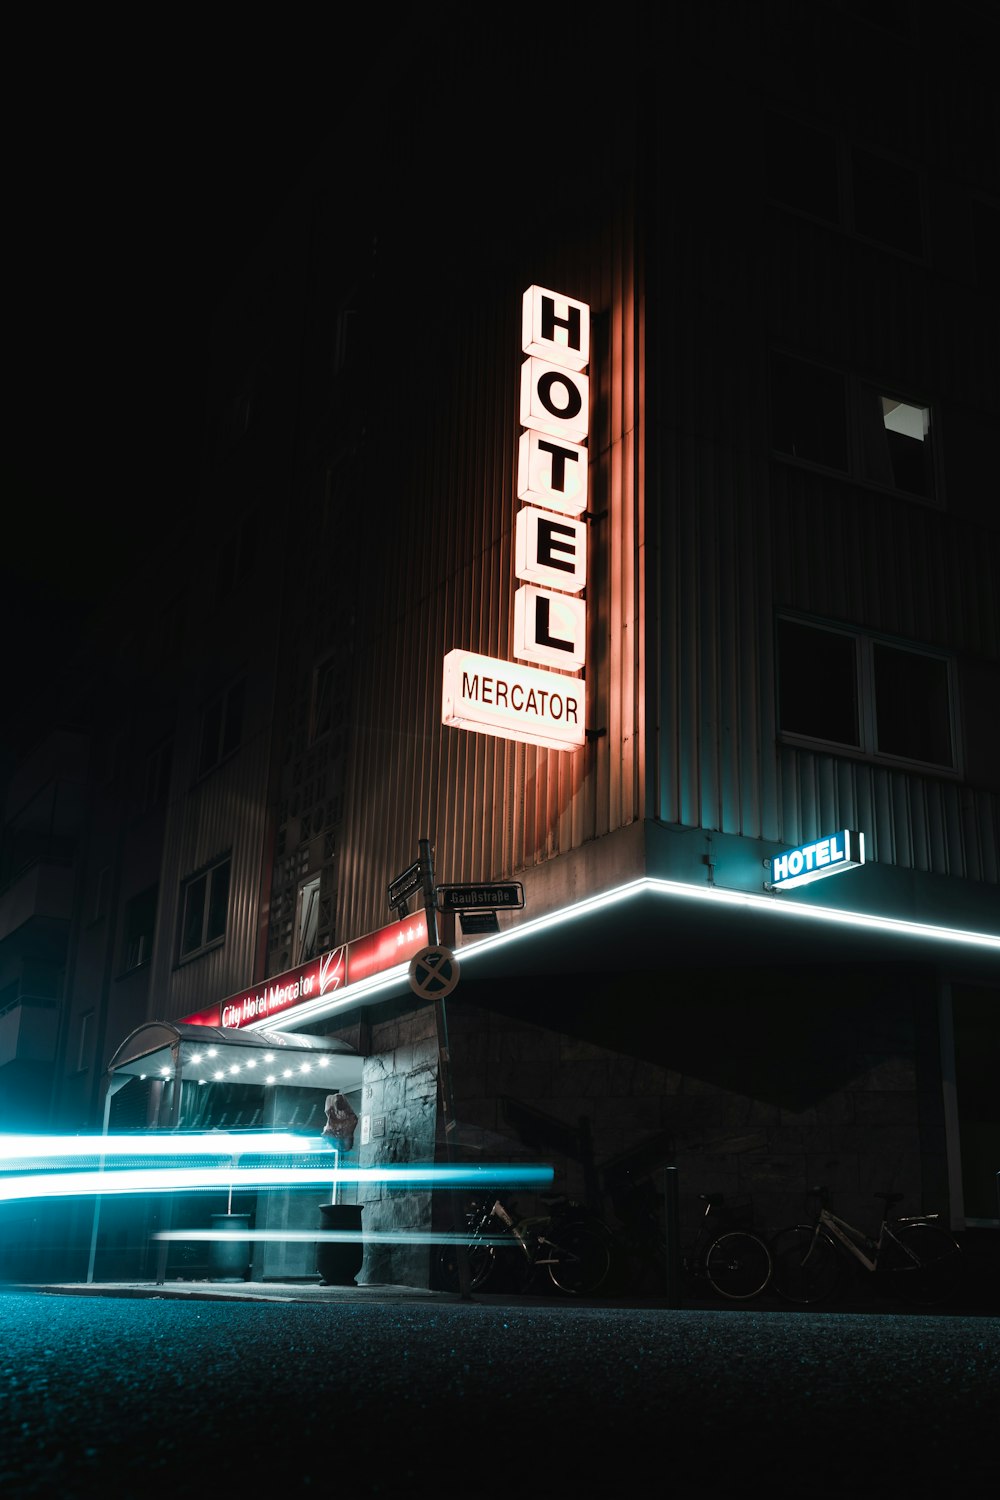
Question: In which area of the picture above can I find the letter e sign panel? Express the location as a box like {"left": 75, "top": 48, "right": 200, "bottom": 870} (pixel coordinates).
{"left": 515, "top": 508, "right": 587, "bottom": 593}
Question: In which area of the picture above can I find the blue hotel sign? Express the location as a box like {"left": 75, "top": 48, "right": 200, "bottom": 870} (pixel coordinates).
{"left": 770, "top": 830, "right": 866, "bottom": 892}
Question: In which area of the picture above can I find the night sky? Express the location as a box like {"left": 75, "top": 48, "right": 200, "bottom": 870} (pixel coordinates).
{"left": 3, "top": 22, "right": 395, "bottom": 737}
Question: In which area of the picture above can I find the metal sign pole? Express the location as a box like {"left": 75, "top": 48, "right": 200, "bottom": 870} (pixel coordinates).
{"left": 419, "top": 837, "right": 473, "bottom": 1301}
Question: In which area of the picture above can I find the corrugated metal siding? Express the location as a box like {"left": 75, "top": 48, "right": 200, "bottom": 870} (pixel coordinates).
{"left": 336, "top": 178, "right": 643, "bottom": 942}
{"left": 151, "top": 674, "right": 274, "bottom": 1024}
{"left": 651, "top": 84, "right": 999, "bottom": 884}
{"left": 771, "top": 469, "right": 1000, "bottom": 655}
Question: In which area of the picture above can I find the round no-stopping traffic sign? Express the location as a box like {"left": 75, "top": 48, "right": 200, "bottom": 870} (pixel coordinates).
{"left": 408, "top": 945, "right": 461, "bottom": 1000}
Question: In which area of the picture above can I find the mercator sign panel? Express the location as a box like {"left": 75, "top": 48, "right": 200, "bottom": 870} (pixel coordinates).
{"left": 442, "top": 650, "right": 585, "bottom": 751}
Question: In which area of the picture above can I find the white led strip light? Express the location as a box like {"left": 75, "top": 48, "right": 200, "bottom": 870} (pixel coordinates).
{"left": 252, "top": 875, "right": 999, "bottom": 1034}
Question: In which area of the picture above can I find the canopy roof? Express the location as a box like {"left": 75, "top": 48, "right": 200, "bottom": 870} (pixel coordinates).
{"left": 106, "top": 1021, "right": 362, "bottom": 1092}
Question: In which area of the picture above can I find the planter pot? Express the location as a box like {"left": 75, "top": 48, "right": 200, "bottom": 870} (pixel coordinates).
{"left": 317, "top": 1204, "right": 364, "bottom": 1286}
{"left": 209, "top": 1213, "right": 252, "bottom": 1282}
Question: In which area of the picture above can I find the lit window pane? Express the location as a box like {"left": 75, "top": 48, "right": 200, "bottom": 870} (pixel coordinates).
{"left": 860, "top": 388, "right": 934, "bottom": 498}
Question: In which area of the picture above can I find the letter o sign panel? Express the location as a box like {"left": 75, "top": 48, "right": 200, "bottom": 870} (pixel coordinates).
{"left": 408, "top": 945, "right": 461, "bottom": 1000}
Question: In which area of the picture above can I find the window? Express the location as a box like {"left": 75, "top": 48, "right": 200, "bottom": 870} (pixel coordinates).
{"left": 971, "top": 197, "right": 999, "bottom": 290}
{"left": 295, "top": 876, "right": 321, "bottom": 964}
{"left": 333, "top": 298, "right": 361, "bottom": 379}
{"left": 312, "top": 658, "right": 348, "bottom": 742}
{"left": 770, "top": 353, "right": 849, "bottom": 472}
{"left": 872, "top": 643, "right": 952, "bottom": 767}
{"left": 218, "top": 387, "right": 252, "bottom": 458}
{"left": 76, "top": 1011, "right": 94, "bottom": 1073}
{"left": 762, "top": 109, "right": 925, "bottom": 262}
{"left": 771, "top": 354, "right": 939, "bottom": 504}
{"left": 198, "top": 679, "right": 245, "bottom": 777}
{"left": 778, "top": 620, "right": 860, "bottom": 747}
{"left": 217, "top": 510, "right": 260, "bottom": 601}
{"left": 123, "top": 884, "right": 158, "bottom": 971}
{"left": 858, "top": 389, "right": 935, "bottom": 500}
{"left": 142, "top": 740, "right": 172, "bottom": 813}
{"left": 840, "top": 0, "right": 918, "bottom": 42}
{"left": 850, "top": 146, "right": 923, "bottom": 258}
{"left": 778, "top": 616, "right": 956, "bottom": 771}
{"left": 763, "top": 110, "right": 840, "bottom": 224}
{"left": 950, "top": 984, "right": 1000, "bottom": 1223}
{"left": 179, "top": 856, "right": 231, "bottom": 960}
{"left": 99, "top": 735, "right": 121, "bottom": 786}
{"left": 92, "top": 865, "right": 111, "bottom": 923}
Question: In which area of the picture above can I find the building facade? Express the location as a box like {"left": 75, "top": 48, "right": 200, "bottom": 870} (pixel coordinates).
{"left": 2, "top": 1, "right": 997, "bottom": 1286}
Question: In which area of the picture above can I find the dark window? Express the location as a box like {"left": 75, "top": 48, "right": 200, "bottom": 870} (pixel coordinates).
{"left": 218, "top": 511, "right": 260, "bottom": 600}
{"left": 312, "top": 659, "right": 348, "bottom": 741}
{"left": 199, "top": 680, "right": 245, "bottom": 776}
{"left": 851, "top": 146, "right": 923, "bottom": 257}
{"left": 778, "top": 620, "right": 860, "bottom": 746}
{"left": 763, "top": 111, "right": 840, "bottom": 223}
{"left": 873, "top": 644, "right": 953, "bottom": 767}
{"left": 971, "top": 198, "right": 1000, "bottom": 290}
{"left": 143, "top": 740, "right": 172, "bottom": 813}
{"left": 859, "top": 388, "right": 935, "bottom": 499}
{"left": 123, "top": 884, "right": 158, "bottom": 971}
{"left": 76, "top": 1011, "right": 94, "bottom": 1073}
{"left": 841, "top": 0, "right": 918, "bottom": 41}
{"left": 93, "top": 865, "right": 111, "bottom": 923}
{"left": 951, "top": 983, "right": 1000, "bottom": 1222}
{"left": 779, "top": 616, "right": 957, "bottom": 770}
{"left": 296, "top": 876, "right": 321, "bottom": 963}
{"left": 179, "top": 857, "right": 231, "bottom": 959}
{"left": 770, "top": 354, "right": 849, "bottom": 471}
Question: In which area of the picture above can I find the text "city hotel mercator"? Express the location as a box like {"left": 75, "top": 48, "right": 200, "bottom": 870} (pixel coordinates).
{"left": 443, "top": 285, "right": 590, "bottom": 752}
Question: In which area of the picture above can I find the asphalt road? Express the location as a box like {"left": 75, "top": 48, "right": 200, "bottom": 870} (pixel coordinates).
{"left": 1, "top": 1287, "right": 997, "bottom": 1496}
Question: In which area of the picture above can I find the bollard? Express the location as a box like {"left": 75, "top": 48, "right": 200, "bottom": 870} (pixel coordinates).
{"left": 662, "top": 1166, "right": 682, "bottom": 1307}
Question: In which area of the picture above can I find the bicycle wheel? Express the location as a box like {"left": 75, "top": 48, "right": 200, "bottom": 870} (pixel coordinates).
{"left": 770, "top": 1225, "right": 842, "bottom": 1304}
{"left": 435, "top": 1240, "right": 495, "bottom": 1293}
{"left": 886, "top": 1222, "right": 963, "bottom": 1306}
{"left": 546, "top": 1223, "right": 612, "bottom": 1296}
{"left": 703, "top": 1230, "right": 773, "bottom": 1300}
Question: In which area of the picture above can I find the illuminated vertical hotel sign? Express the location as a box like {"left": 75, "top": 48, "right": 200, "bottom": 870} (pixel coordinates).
{"left": 443, "top": 286, "right": 590, "bottom": 751}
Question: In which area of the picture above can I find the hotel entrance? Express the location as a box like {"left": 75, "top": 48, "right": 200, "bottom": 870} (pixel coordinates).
{"left": 91, "top": 1023, "right": 364, "bottom": 1284}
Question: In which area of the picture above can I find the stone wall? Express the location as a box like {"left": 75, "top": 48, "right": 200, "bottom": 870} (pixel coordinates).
{"left": 356, "top": 1002, "right": 439, "bottom": 1287}
{"left": 442, "top": 963, "right": 948, "bottom": 1247}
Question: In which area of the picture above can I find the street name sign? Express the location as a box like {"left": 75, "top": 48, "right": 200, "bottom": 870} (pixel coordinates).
{"left": 388, "top": 860, "right": 424, "bottom": 909}
{"left": 436, "top": 882, "right": 525, "bottom": 911}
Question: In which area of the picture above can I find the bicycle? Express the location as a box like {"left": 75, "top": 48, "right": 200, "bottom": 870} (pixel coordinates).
{"left": 609, "top": 1178, "right": 773, "bottom": 1301}
{"left": 435, "top": 1192, "right": 615, "bottom": 1297}
{"left": 685, "top": 1195, "right": 773, "bottom": 1300}
{"left": 769, "top": 1186, "right": 963, "bottom": 1306}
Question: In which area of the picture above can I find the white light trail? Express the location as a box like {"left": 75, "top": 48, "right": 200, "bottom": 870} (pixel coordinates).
{"left": 153, "top": 1229, "right": 511, "bottom": 1245}
{"left": 0, "top": 1159, "right": 553, "bottom": 1204}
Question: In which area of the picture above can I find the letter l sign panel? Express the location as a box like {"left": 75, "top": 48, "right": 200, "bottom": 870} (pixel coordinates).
{"left": 514, "top": 587, "right": 586, "bottom": 669}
